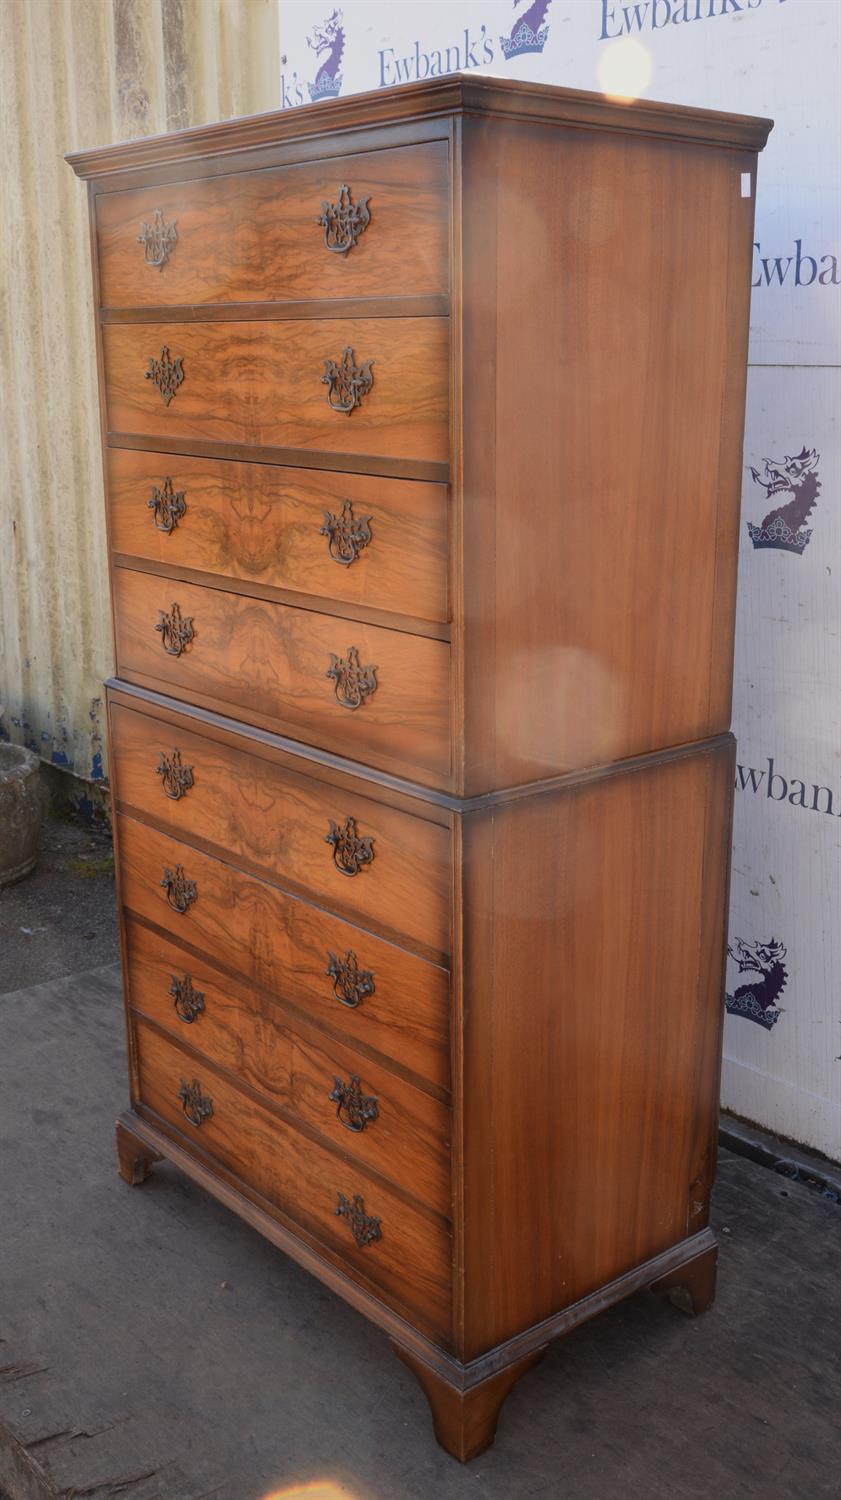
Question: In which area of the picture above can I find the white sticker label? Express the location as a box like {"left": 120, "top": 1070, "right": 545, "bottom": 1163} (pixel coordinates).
{"left": 741, "top": 172, "right": 752, "bottom": 198}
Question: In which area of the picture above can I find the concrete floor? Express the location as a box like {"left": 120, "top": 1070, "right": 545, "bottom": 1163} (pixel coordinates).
{"left": 1, "top": 958, "right": 840, "bottom": 1500}
{"left": 0, "top": 816, "right": 119, "bottom": 995}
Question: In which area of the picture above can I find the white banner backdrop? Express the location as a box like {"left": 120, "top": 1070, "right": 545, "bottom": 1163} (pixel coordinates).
{"left": 277, "top": 0, "right": 841, "bottom": 1159}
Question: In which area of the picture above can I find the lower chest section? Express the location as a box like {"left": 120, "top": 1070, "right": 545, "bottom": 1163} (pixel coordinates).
{"left": 110, "top": 691, "right": 454, "bottom": 1343}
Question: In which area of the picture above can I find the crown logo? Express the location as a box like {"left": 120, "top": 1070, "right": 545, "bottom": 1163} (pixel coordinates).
{"left": 500, "top": 2, "right": 552, "bottom": 59}
{"left": 746, "top": 516, "right": 813, "bottom": 555}
{"left": 307, "top": 9, "right": 345, "bottom": 101}
{"left": 746, "top": 445, "right": 820, "bottom": 557}
{"left": 308, "top": 71, "right": 343, "bottom": 102}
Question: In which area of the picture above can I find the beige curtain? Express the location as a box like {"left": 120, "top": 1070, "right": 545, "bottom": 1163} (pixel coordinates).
{"left": 0, "top": 0, "right": 279, "bottom": 782}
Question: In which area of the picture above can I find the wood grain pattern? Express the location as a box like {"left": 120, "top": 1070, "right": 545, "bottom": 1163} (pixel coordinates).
{"left": 115, "top": 1117, "right": 161, "bottom": 1185}
{"left": 103, "top": 318, "right": 449, "bottom": 465}
{"left": 70, "top": 77, "right": 770, "bottom": 1463}
{"left": 650, "top": 1239, "right": 718, "bottom": 1317}
{"left": 116, "top": 1101, "right": 723, "bottom": 1404}
{"left": 106, "top": 679, "right": 456, "bottom": 823}
{"left": 125, "top": 920, "right": 450, "bottom": 1214}
{"left": 66, "top": 75, "right": 772, "bottom": 183}
{"left": 457, "top": 121, "right": 758, "bottom": 794}
{"left": 112, "top": 568, "right": 451, "bottom": 784}
{"left": 458, "top": 739, "right": 733, "bottom": 1358}
{"left": 101, "top": 297, "right": 449, "bottom": 323}
{"left": 133, "top": 1018, "right": 452, "bottom": 1338}
{"left": 108, "top": 433, "right": 447, "bottom": 485}
{"left": 96, "top": 141, "right": 449, "bottom": 307}
{"left": 110, "top": 701, "right": 451, "bottom": 960}
{"left": 117, "top": 820, "right": 451, "bottom": 1092}
{"left": 106, "top": 448, "right": 449, "bottom": 624}
{"left": 391, "top": 1342, "right": 546, "bottom": 1462}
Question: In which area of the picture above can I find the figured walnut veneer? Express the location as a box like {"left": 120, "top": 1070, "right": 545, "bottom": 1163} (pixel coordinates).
{"left": 103, "top": 318, "right": 450, "bottom": 464}
{"left": 95, "top": 141, "right": 449, "bottom": 307}
{"left": 107, "top": 449, "right": 449, "bottom": 625}
{"left": 69, "top": 76, "right": 771, "bottom": 1461}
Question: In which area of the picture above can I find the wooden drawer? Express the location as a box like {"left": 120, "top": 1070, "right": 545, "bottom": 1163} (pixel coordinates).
{"left": 107, "top": 449, "right": 449, "bottom": 625}
{"left": 113, "top": 569, "right": 451, "bottom": 784}
{"left": 95, "top": 141, "right": 449, "bottom": 308}
{"left": 117, "top": 815, "right": 450, "bottom": 1091}
{"left": 102, "top": 319, "right": 449, "bottom": 466}
{"left": 133, "top": 1018, "right": 451, "bottom": 1339}
{"left": 126, "top": 920, "right": 450, "bottom": 1215}
{"left": 111, "top": 702, "right": 450, "bottom": 961}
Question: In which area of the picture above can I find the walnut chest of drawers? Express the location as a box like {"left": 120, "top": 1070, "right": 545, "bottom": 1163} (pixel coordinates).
{"left": 68, "top": 77, "right": 771, "bottom": 1461}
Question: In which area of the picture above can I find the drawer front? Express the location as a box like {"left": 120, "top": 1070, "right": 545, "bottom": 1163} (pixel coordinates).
{"left": 111, "top": 703, "right": 450, "bottom": 960}
{"left": 113, "top": 569, "right": 451, "bottom": 783}
{"left": 96, "top": 142, "right": 449, "bottom": 308}
{"left": 103, "top": 319, "right": 449, "bottom": 466}
{"left": 107, "top": 449, "right": 449, "bottom": 625}
{"left": 117, "top": 816, "right": 450, "bottom": 1091}
{"left": 134, "top": 1018, "right": 451, "bottom": 1340}
{"left": 126, "top": 920, "right": 450, "bottom": 1215}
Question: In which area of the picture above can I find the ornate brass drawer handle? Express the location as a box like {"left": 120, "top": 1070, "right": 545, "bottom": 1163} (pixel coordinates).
{"left": 148, "top": 476, "right": 186, "bottom": 533}
{"left": 156, "top": 747, "right": 194, "bottom": 800}
{"left": 138, "top": 208, "right": 177, "bottom": 269}
{"left": 325, "top": 816, "right": 374, "bottom": 877}
{"left": 178, "top": 1077, "right": 213, "bottom": 1127}
{"left": 320, "top": 499, "right": 372, "bottom": 567}
{"left": 326, "top": 950, "right": 375, "bottom": 1009}
{"left": 336, "top": 1191, "right": 382, "bottom": 1249}
{"left": 321, "top": 347, "right": 373, "bottom": 414}
{"left": 145, "top": 345, "right": 184, "bottom": 405}
{"left": 169, "top": 972, "right": 205, "bottom": 1024}
{"left": 316, "top": 185, "right": 370, "bottom": 254}
{"left": 326, "top": 646, "right": 377, "bottom": 710}
{"left": 160, "top": 863, "right": 197, "bottom": 914}
{"left": 329, "top": 1074, "right": 379, "bottom": 1133}
{"left": 156, "top": 602, "right": 194, "bottom": 657}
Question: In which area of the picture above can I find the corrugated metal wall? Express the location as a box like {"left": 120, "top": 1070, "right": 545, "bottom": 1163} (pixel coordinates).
{"left": 0, "top": 0, "right": 279, "bottom": 784}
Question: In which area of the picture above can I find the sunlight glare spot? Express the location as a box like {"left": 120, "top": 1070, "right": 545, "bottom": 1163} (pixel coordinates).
{"left": 597, "top": 39, "right": 653, "bottom": 101}
{"left": 260, "top": 1483, "right": 366, "bottom": 1500}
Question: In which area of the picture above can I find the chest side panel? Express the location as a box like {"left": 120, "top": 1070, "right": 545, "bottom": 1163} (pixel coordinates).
{"left": 458, "top": 119, "right": 757, "bottom": 793}
{"left": 458, "top": 739, "right": 733, "bottom": 1357}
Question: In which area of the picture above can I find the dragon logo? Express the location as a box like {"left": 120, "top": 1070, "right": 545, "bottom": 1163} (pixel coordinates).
{"left": 307, "top": 9, "right": 345, "bottom": 102}
{"left": 500, "top": 0, "right": 553, "bottom": 60}
{"left": 746, "top": 446, "right": 821, "bottom": 555}
{"left": 725, "top": 937, "right": 789, "bottom": 1031}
